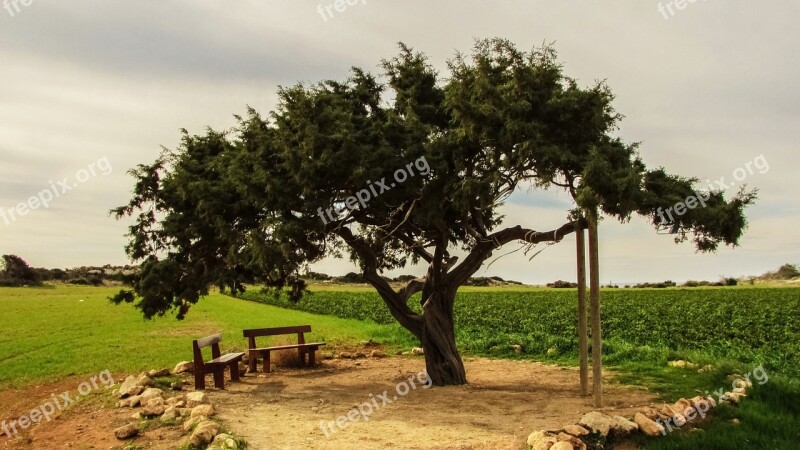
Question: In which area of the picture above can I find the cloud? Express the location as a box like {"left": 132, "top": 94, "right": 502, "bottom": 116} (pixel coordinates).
{"left": 0, "top": 1, "right": 796, "bottom": 283}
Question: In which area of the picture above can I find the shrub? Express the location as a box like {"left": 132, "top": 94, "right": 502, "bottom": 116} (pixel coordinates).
{"left": 336, "top": 272, "right": 365, "bottom": 283}
{"left": 0, "top": 255, "right": 41, "bottom": 287}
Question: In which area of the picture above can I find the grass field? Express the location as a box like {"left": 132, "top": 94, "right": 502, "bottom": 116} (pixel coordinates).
{"left": 1, "top": 284, "right": 799, "bottom": 449}
{"left": 0, "top": 285, "right": 413, "bottom": 389}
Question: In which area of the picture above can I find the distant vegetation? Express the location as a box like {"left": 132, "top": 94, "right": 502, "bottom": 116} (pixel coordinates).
{"left": 759, "top": 263, "right": 800, "bottom": 280}
{"left": 548, "top": 264, "right": 799, "bottom": 289}
{"left": 0, "top": 254, "right": 137, "bottom": 287}
{"left": 0, "top": 254, "right": 41, "bottom": 287}
{"left": 303, "top": 271, "right": 523, "bottom": 286}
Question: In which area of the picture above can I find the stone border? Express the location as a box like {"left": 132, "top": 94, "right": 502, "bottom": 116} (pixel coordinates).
{"left": 112, "top": 362, "right": 248, "bottom": 449}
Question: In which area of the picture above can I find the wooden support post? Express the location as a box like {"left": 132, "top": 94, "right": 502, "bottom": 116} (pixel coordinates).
{"left": 576, "top": 223, "right": 589, "bottom": 397}
{"left": 587, "top": 209, "right": 603, "bottom": 407}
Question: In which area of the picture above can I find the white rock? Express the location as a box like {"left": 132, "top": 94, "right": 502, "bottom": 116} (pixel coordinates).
{"left": 527, "top": 431, "right": 558, "bottom": 450}
{"left": 139, "top": 387, "right": 164, "bottom": 404}
{"left": 186, "top": 391, "right": 209, "bottom": 407}
{"left": 117, "top": 376, "right": 139, "bottom": 398}
{"left": 189, "top": 420, "right": 221, "bottom": 446}
{"left": 634, "top": 412, "right": 665, "bottom": 437}
{"left": 610, "top": 415, "right": 638, "bottom": 437}
{"left": 579, "top": 411, "right": 614, "bottom": 437}
{"left": 551, "top": 442, "right": 574, "bottom": 450}
{"left": 114, "top": 423, "right": 139, "bottom": 440}
{"left": 161, "top": 406, "right": 179, "bottom": 421}
{"left": 136, "top": 374, "right": 155, "bottom": 388}
{"left": 191, "top": 403, "right": 216, "bottom": 418}
{"left": 563, "top": 424, "right": 589, "bottom": 437}
{"left": 174, "top": 361, "right": 195, "bottom": 374}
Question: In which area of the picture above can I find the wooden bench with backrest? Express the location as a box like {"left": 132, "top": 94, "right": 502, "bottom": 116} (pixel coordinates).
{"left": 243, "top": 325, "right": 326, "bottom": 373}
{"left": 192, "top": 334, "right": 245, "bottom": 390}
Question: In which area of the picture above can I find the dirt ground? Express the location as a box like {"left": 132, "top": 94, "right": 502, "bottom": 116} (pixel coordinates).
{"left": 212, "top": 356, "right": 656, "bottom": 450}
{"left": 0, "top": 356, "right": 657, "bottom": 449}
{"left": 0, "top": 375, "right": 185, "bottom": 449}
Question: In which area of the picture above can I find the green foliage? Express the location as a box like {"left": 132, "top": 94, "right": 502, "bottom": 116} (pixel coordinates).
{"left": 112, "top": 39, "right": 755, "bottom": 320}
{"left": 0, "top": 254, "right": 41, "bottom": 287}
{"left": 239, "top": 287, "right": 800, "bottom": 377}
{"left": 336, "top": 272, "right": 365, "bottom": 284}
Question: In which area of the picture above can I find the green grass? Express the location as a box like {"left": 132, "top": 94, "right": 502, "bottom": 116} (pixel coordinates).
{"left": 634, "top": 374, "right": 800, "bottom": 449}
{"left": 2, "top": 284, "right": 799, "bottom": 449}
{"left": 0, "top": 285, "right": 415, "bottom": 389}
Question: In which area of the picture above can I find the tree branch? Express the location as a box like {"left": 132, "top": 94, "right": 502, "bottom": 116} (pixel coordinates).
{"left": 398, "top": 278, "right": 425, "bottom": 302}
{"left": 335, "top": 227, "right": 423, "bottom": 337}
{"left": 448, "top": 220, "right": 586, "bottom": 287}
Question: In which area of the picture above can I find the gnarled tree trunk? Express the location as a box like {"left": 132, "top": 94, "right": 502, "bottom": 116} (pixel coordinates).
{"left": 420, "top": 291, "right": 466, "bottom": 386}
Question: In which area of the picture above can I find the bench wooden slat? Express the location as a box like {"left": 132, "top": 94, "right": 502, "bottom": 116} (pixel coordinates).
{"left": 195, "top": 334, "right": 221, "bottom": 349}
{"left": 243, "top": 325, "right": 325, "bottom": 374}
{"left": 250, "top": 343, "right": 325, "bottom": 352}
{"left": 207, "top": 352, "right": 245, "bottom": 366}
{"left": 243, "top": 325, "right": 312, "bottom": 337}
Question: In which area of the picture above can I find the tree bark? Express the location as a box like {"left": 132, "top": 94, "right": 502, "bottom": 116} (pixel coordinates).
{"left": 419, "top": 290, "right": 467, "bottom": 386}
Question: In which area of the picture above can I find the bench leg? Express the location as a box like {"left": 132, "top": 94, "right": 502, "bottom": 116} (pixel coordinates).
{"left": 230, "top": 360, "right": 240, "bottom": 381}
{"left": 213, "top": 368, "right": 225, "bottom": 389}
{"left": 248, "top": 350, "right": 257, "bottom": 373}
{"left": 195, "top": 368, "right": 206, "bottom": 390}
{"left": 263, "top": 352, "right": 271, "bottom": 373}
{"left": 308, "top": 349, "right": 316, "bottom": 368}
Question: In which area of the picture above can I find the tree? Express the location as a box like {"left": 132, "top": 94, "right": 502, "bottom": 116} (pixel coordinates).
{"left": 0, "top": 255, "right": 41, "bottom": 286}
{"left": 112, "top": 39, "right": 755, "bottom": 385}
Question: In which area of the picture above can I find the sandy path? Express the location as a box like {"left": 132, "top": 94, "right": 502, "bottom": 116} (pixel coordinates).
{"left": 210, "top": 356, "right": 656, "bottom": 450}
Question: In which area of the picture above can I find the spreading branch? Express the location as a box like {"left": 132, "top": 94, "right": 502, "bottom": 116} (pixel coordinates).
{"left": 448, "top": 220, "right": 586, "bottom": 287}
{"left": 335, "top": 227, "right": 423, "bottom": 337}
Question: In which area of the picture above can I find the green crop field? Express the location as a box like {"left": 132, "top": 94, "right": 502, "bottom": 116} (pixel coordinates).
{"left": 238, "top": 286, "right": 800, "bottom": 378}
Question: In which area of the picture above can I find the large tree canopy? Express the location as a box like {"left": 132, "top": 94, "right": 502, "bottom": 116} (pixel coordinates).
{"left": 112, "top": 39, "right": 755, "bottom": 385}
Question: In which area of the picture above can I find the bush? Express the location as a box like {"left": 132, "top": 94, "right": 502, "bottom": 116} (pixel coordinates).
{"left": 547, "top": 280, "right": 578, "bottom": 288}
{"left": 304, "top": 271, "right": 332, "bottom": 281}
{"left": 69, "top": 276, "right": 103, "bottom": 286}
{"left": 775, "top": 264, "right": 800, "bottom": 279}
{"left": 336, "top": 272, "right": 364, "bottom": 283}
{"left": 633, "top": 280, "right": 676, "bottom": 288}
{"left": 393, "top": 275, "right": 417, "bottom": 283}
{"left": 0, "top": 255, "right": 41, "bottom": 287}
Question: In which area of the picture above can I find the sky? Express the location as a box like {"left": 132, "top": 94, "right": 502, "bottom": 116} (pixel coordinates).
{"left": 0, "top": 1, "right": 798, "bottom": 284}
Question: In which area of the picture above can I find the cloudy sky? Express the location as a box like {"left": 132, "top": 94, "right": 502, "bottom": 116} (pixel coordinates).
{"left": 1, "top": 1, "right": 798, "bottom": 284}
